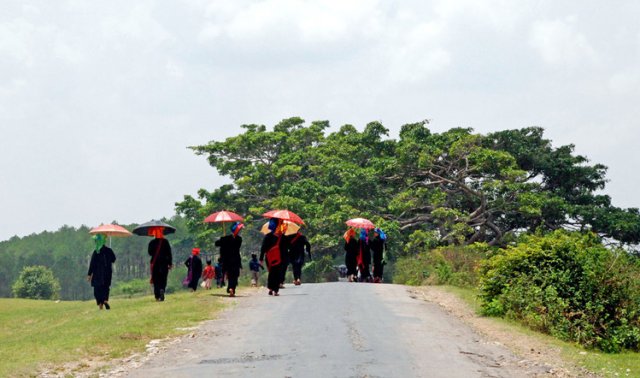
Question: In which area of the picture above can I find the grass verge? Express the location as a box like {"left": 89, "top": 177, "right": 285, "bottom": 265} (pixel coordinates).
{"left": 437, "top": 285, "right": 640, "bottom": 378}
{"left": 0, "top": 289, "right": 227, "bottom": 377}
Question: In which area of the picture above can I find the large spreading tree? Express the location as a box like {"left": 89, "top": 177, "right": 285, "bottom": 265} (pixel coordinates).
{"left": 176, "top": 118, "right": 640, "bottom": 258}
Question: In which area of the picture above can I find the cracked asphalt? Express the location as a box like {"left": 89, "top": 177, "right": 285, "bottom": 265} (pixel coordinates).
{"left": 119, "top": 282, "right": 533, "bottom": 378}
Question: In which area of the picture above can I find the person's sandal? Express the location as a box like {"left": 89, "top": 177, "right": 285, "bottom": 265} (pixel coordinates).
{"left": 104, "top": 302, "right": 110, "bottom": 310}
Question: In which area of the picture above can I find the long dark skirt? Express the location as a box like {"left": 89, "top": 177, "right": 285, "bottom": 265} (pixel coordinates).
{"left": 345, "top": 253, "right": 357, "bottom": 276}
{"left": 226, "top": 267, "right": 240, "bottom": 292}
{"left": 268, "top": 264, "right": 283, "bottom": 293}
{"left": 93, "top": 285, "right": 109, "bottom": 305}
{"left": 292, "top": 262, "right": 303, "bottom": 280}
{"left": 373, "top": 260, "right": 384, "bottom": 279}
{"left": 152, "top": 271, "right": 168, "bottom": 300}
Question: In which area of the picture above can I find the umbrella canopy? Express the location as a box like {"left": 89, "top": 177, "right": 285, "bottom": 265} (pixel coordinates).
{"left": 204, "top": 210, "right": 244, "bottom": 223}
{"left": 89, "top": 224, "right": 132, "bottom": 237}
{"left": 260, "top": 220, "right": 300, "bottom": 235}
{"left": 262, "top": 209, "right": 305, "bottom": 225}
{"left": 132, "top": 220, "right": 177, "bottom": 236}
{"left": 345, "top": 217, "right": 375, "bottom": 230}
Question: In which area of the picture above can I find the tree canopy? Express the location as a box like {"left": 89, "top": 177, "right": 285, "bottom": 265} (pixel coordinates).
{"left": 177, "top": 118, "right": 640, "bottom": 258}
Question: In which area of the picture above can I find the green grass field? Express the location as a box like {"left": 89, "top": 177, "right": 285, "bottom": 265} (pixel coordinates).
{"left": 0, "top": 290, "right": 226, "bottom": 377}
{"left": 440, "top": 286, "right": 640, "bottom": 378}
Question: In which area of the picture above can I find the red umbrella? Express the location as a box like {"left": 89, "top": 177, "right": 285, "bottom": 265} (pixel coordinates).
{"left": 262, "top": 209, "right": 305, "bottom": 225}
{"left": 204, "top": 210, "right": 244, "bottom": 223}
{"left": 345, "top": 217, "right": 375, "bottom": 230}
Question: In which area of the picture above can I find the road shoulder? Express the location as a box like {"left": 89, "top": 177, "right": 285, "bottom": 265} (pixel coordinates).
{"left": 411, "top": 286, "right": 599, "bottom": 378}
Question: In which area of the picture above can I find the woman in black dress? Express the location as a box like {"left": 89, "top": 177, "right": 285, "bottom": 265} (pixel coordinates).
{"left": 260, "top": 218, "right": 289, "bottom": 296}
{"left": 87, "top": 234, "right": 116, "bottom": 310}
{"left": 215, "top": 222, "right": 244, "bottom": 297}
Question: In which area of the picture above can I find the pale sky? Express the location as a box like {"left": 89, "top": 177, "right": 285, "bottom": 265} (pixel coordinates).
{"left": 1, "top": 0, "right": 638, "bottom": 241}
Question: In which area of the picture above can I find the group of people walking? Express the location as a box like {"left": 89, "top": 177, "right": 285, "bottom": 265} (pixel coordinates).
{"left": 259, "top": 218, "right": 312, "bottom": 296}
{"left": 86, "top": 218, "right": 384, "bottom": 309}
{"left": 343, "top": 227, "right": 387, "bottom": 283}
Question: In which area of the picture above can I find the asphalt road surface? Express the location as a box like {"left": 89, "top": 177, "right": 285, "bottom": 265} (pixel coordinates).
{"left": 121, "top": 282, "right": 533, "bottom": 378}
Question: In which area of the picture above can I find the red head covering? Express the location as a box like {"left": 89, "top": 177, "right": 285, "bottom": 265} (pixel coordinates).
{"left": 192, "top": 248, "right": 200, "bottom": 255}
{"left": 343, "top": 228, "right": 356, "bottom": 242}
{"left": 148, "top": 227, "right": 164, "bottom": 239}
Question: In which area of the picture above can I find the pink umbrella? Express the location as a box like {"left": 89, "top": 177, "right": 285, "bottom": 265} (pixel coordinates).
{"left": 262, "top": 209, "right": 305, "bottom": 225}
{"left": 89, "top": 224, "right": 132, "bottom": 246}
{"left": 204, "top": 210, "right": 244, "bottom": 235}
{"left": 204, "top": 210, "right": 244, "bottom": 223}
{"left": 345, "top": 218, "right": 375, "bottom": 230}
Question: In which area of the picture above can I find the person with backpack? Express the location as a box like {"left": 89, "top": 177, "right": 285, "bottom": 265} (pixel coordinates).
{"left": 249, "top": 253, "right": 264, "bottom": 287}
{"left": 287, "top": 231, "right": 311, "bottom": 285}
{"left": 260, "top": 218, "right": 289, "bottom": 296}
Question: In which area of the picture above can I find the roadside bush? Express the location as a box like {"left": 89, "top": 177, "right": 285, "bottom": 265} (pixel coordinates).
{"left": 393, "top": 244, "right": 489, "bottom": 287}
{"left": 479, "top": 230, "right": 640, "bottom": 352}
{"left": 12, "top": 265, "right": 61, "bottom": 300}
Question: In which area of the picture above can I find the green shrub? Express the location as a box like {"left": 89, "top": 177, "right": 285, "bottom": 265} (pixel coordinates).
{"left": 393, "top": 244, "right": 489, "bottom": 286}
{"left": 302, "top": 255, "right": 339, "bottom": 283}
{"left": 12, "top": 266, "right": 61, "bottom": 300}
{"left": 479, "top": 230, "right": 640, "bottom": 352}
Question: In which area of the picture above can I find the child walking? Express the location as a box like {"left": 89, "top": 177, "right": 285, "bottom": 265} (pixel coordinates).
{"left": 249, "top": 253, "right": 264, "bottom": 287}
{"left": 202, "top": 259, "right": 215, "bottom": 290}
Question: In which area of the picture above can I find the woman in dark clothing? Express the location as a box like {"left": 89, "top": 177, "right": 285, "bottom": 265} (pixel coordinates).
{"left": 215, "top": 222, "right": 243, "bottom": 297}
{"left": 357, "top": 229, "right": 371, "bottom": 282}
{"left": 148, "top": 227, "right": 173, "bottom": 301}
{"left": 260, "top": 218, "right": 289, "bottom": 296}
{"left": 370, "top": 228, "right": 387, "bottom": 283}
{"left": 343, "top": 228, "right": 358, "bottom": 282}
{"left": 287, "top": 231, "right": 311, "bottom": 285}
{"left": 87, "top": 234, "right": 116, "bottom": 310}
{"left": 184, "top": 248, "right": 203, "bottom": 291}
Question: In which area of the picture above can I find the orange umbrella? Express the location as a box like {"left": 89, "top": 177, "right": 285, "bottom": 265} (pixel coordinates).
{"left": 260, "top": 220, "right": 300, "bottom": 235}
{"left": 345, "top": 218, "right": 375, "bottom": 230}
{"left": 262, "top": 209, "right": 305, "bottom": 225}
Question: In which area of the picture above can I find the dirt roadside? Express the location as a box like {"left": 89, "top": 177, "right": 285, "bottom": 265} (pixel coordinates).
{"left": 410, "top": 286, "right": 599, "bottom": 378}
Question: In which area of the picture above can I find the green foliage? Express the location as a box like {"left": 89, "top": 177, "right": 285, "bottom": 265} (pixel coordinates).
{"left": 479, "top": 231, "right": 640, "bottom": 352}
{"left": 394, "top": 244, "right": 489, "bottom": 287}
{"left": 302, "top": 255, "right": 339, "bottom": 282}
{"left": 12, "top": 265, "right": 61, "bottom": 300}
{"left": 0, "top": 215, "right": 195, "bottom": 301}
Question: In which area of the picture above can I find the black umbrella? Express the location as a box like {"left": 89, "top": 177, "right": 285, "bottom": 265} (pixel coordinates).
{"left": 132, "top": 220, "right": 177, "bottom": 236}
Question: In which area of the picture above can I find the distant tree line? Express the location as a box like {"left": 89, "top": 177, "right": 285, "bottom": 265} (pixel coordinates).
{"left": 0, "top": 217, "right": 195, "bottom": 300}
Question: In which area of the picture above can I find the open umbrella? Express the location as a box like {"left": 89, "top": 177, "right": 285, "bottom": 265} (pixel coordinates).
{"left": 260, "top": 220, "right": 300, "bottom": 235}
{"left": 204, "top": 210, "right": 244, "bottom": 235}
{"left": 345, "top": 217, "right": 375, "bottom": 230}
{"left": 262, "top": 209, "right": 305, "bottom": 225}
{"left": 89, "top": 224, "right": 132, "bottom": 246}
{"left": 204, "top": 210, "right": 244, "bottom": 223}
{"left": 132, "top": 220, "right": 176, "bottom": 236}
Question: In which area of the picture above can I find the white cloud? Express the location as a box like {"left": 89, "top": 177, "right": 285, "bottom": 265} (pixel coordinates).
{"left": 529, "top": 17, "right": 597, "bottom": 67}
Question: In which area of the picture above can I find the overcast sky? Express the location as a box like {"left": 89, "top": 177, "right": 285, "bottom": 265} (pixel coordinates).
{"left": 1, "top": 0, "right": 638, "bottom": 241}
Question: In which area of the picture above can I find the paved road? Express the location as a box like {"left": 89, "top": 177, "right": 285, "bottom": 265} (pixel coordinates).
{"left": 121, "top": 282, "right": 531, "bottom": 378}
